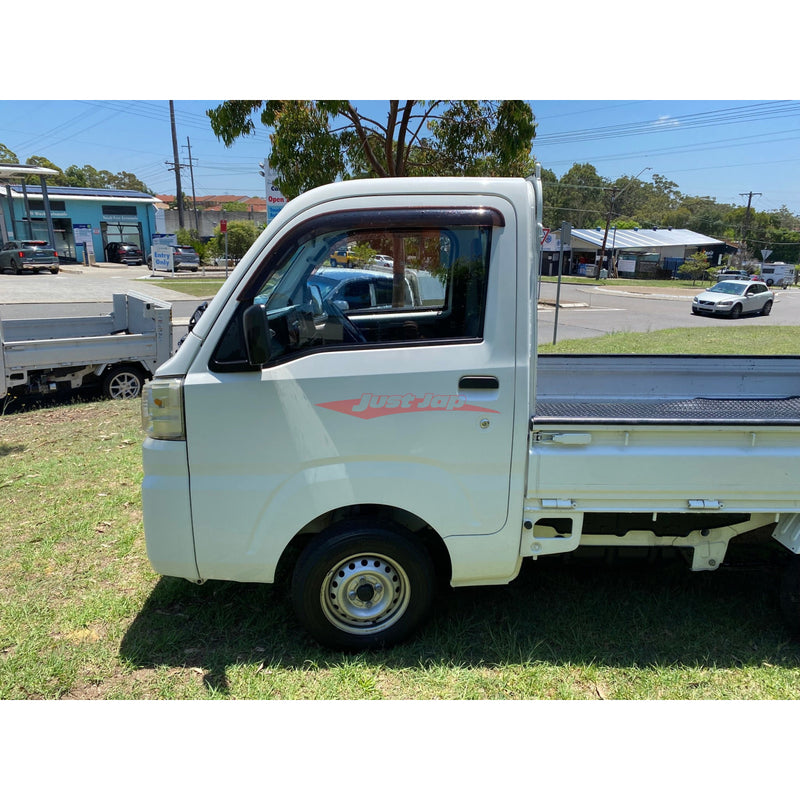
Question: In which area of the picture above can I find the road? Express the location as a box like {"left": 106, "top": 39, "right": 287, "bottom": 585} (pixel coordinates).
{"left": 537, "top": 279, "right": 800, "bottom": 344}
{"left": 2, "top": 266, "right": 800, "bottom": 350}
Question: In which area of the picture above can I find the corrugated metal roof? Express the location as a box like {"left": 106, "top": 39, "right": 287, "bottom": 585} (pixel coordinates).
{"left": 571, "top": 228, "right": 723, "bottom": 249}
{"left": 0, "top": 185, "right": 159, "bottom": 203}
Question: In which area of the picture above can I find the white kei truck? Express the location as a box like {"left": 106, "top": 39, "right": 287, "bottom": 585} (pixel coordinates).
{"left": 1, "top": 292, "right": 172, "bottom": 403}
{"left": 141, "top": 173, "right": 800, "bottom": 650}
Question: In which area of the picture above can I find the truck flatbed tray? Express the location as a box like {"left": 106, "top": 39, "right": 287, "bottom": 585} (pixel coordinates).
{"left": 532, "top": 396, "right": 800, "bottom": 426}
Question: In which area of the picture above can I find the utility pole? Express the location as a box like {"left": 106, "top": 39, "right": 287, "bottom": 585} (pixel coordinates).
{"left": 739, "top": 191, "right": 761, "bottom": 266}
{"left": 596, "top": 166, "right": 651, "bottom": 279}
{"left": 167, "top": 100, "right": 184, "bottom": 229}
{"left": 183, "top": 137, "right": 199, "bottom": 232}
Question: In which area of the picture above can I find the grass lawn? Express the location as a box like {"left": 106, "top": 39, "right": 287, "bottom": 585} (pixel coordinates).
{"left": 540, "top": 325, "right": 800, "bottom": 355}
{"left": 2, "top": 329, "right": 800, "bottom": 701}
{"left": 151, "top": 278, "right": 226, "bottom": 297}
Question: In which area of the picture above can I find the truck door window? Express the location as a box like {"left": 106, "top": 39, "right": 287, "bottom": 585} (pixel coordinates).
{"left": 210, "top": 207, "right": 502, "bottom": 370}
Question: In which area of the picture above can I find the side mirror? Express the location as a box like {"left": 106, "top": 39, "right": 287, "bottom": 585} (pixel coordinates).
{"left": 242, "top": 303, "right": 272, "bottom": 367}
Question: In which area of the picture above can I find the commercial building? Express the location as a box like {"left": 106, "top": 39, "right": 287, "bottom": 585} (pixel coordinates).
{"left": 1, "top": 164, "right": 160, "bottom": 264}
{"left": 542, "top": 226, "right": 735, "bottom": 278}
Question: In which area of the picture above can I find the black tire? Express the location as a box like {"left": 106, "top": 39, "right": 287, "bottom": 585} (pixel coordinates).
{"left": 760, "top": 299, "right": 772, "bottom": 316}
{"left": 779, "top": 555, "right": 800, "bottom": 634}
{"left": 102, "top": 365, "right": 145, "bottom": 400}
{"left": 291, "top": 521, "right": 435, "bottom": 650}
{"left": 729, "top": 304, "right": 742, "bottom": 319}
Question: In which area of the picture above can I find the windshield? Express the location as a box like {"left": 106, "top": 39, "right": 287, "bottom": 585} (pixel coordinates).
{"left": 709, "top": 282, "right": 746, "bottom": 296}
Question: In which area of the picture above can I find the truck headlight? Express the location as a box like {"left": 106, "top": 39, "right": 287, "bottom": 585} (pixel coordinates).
{"left": 142, "top": 377, "right": 185, "bottom": 441}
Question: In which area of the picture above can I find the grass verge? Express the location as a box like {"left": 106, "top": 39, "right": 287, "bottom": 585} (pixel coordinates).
{"left": 540, "top": 326, "right": 800, "bottom": 355}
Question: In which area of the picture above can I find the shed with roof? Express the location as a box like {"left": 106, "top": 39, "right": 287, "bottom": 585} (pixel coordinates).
{"left": 542, "top": 226, "right": 735, "bottom": 278}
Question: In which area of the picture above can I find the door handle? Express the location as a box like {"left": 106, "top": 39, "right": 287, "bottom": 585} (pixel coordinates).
{"left": 459, "top": 375, "right": 499, "bottom": 390}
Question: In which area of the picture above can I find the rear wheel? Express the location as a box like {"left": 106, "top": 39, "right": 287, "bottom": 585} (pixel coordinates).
{"left": 291, "top": 521, "right": 435, "bottom": 650}
{"left": 760, "top": 300, "right": 772, "bottom": 316}
{"left": 102, "top": 365, "right": 145, "bottom": 400}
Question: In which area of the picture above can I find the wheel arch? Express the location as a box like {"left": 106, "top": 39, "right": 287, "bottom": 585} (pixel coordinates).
{"left": 275, "top": 503, "right": 452, "bottom": 587}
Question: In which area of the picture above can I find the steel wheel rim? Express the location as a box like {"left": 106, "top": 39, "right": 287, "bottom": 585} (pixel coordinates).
{"left": 108, "top": 372, "right": 140, "bottom": 399}
{"left": 321, "top": 552, "right": 411, "bottom": 635}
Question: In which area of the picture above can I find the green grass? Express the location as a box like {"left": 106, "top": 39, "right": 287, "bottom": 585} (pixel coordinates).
{"left": 540, "top": 326, "right": 800, "bottom": 354}
{"left": 155, "top": 278, "right": 225, "bottom": 297}
{"left": 2, "top": 328, "right": 800, "bottom": 699}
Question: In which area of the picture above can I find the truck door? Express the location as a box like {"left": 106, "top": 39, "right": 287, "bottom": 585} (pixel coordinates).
{"left": 183, "top": 200, "right": 520, "bottom": 582}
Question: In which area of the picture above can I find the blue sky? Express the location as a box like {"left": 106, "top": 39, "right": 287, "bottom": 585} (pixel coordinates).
{"left": 1, "top": 99, "right": 797, "bottom": 214}
{"left": 4, "top": 3, "right": 797, "bottom": 214}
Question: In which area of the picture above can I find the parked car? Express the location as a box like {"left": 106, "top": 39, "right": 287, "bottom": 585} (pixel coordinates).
{"left": 328, "top": 246, "right": 355, "bottom": 267}
{"left": 369, "top": 254, "right": 394, "bottom": 268}
{"left": 147, "top": 245, "right": 200, "bottom": 272}
{"left": 0, "top": 240, "right": 59, "bottom": 274}
{"left": 308, "top": 267, "right": 413, "bottom": 310}
{"left": 715, "top": 269, "right": 749, "bottom": 282}
{"left": 106, "top": 241, "right": 144, "bottom": 265}
{"left": 692, "top": 279, "right": 774, "bottom": 318}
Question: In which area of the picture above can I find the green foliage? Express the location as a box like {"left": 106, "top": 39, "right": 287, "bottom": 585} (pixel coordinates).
{"left": 544, "top": 162, "right": 605, "bottom": 229}
{"left": 678, "top": 250, "right": 710, "bottom": 285}
{"left": 0, "top": 142, "right": 18, "bottom": 163}
{"left": 24, "top": 155, "right": 66, "bottom": 184}
{"left": 211, "top": 220, "right": 261, "bottom": 259}
{"left": 207, "top": 100, "right": 538, "bottom": 199}
{"left": 349, "top": 242, "right": 377, "bottom": 266}
{"left": 176, "top": 228, "right": 207, "bottom": 261}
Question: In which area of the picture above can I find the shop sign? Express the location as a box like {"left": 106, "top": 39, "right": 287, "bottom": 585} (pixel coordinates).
{"left": 73, "top": 223, "right": 95, "bottom": 256}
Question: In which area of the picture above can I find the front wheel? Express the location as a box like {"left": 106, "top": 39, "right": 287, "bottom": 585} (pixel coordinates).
{"left": 729, "top": 304, "right": 742, "bottom": 319}
{"left": 102, "top": 365, "right": 145, "bottom": 400}
{"left": 291, "top": 522, "right": 435, "bottom": 650}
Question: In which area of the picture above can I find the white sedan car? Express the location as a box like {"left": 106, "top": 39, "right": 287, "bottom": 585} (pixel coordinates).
{"left": 692, "top": 280, "right": 774, "bottom": 319}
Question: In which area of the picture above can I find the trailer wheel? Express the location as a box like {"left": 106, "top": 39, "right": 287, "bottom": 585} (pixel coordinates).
{"left": 102, "top": 365, "right": 145, "bottom": 400}
{"left": 779, "top": 556, "right": 800, "bottom": 634}
{"left": 291, "top": 521, "right": 435, "bottom": 650}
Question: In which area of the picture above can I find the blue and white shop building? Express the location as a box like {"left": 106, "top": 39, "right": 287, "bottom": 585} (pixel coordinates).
{"left": 0, "top": 165, "right": 160, "bottom": 263}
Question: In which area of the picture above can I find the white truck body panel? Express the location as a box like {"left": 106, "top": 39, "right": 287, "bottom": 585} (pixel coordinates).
{"left": 1, "top": 292, "right": 172, "bottom": 398}
{"left": 140, "top": 175, "right": 800, "bottom": 644}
